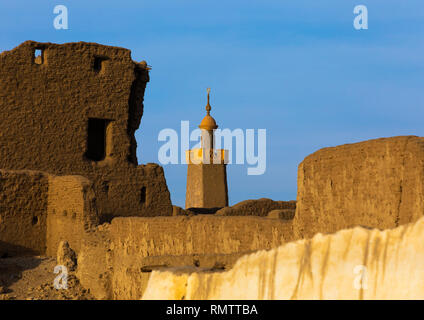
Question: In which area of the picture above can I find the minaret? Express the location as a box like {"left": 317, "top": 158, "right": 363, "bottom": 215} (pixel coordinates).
{"left": 185, "top": 88, "right": 229, "bottom": 209}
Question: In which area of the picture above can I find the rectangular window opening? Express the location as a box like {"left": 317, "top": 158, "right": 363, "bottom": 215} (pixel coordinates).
{"left": 93, "top": 56, "right": 109, "bottom": 73}
{"left": 85, "top": 118, "right": 110, "bottom": 161}
{"left": 34, "top": 48, "right": 44, "bottom": 65}
{"left": 140, "top": 187, "right": 147, "bottom": 204}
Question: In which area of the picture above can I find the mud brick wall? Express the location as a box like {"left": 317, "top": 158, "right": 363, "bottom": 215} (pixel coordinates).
{"left": 110, "top": 216, "right": 296, "bottom": 257}
{"left": 0, "top": 170, "right": 49, "bottom": 256}
{"left": 46, "top": 175, "right": 99, "bottom": 256}
{"left": 110, "top": 216, "right": 295, "bottom": 299}
{"left": 77, "top": 215, "right": 296, "bottom": 299}
{"left": 0, "top": 41, "right": 172, "bottom": 220}
{"left": 294, "top": 136, "right": 424, "bottom": 238}
{"left": 0, "top": 170, "right": 101, "bottom": 257}
{"left": 215, "top": 198, "right": 296, "bottom": 217}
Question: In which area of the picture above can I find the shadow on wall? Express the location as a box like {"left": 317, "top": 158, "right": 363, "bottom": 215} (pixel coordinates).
{"left": 0, "top": 241, "right": 38, "bottom": 258}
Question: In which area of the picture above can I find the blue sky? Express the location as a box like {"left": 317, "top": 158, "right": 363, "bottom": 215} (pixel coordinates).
{"left": 1, "top": 1, "right": 423, "bottom": 206}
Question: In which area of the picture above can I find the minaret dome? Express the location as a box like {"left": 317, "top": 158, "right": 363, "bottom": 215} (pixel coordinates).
{"left": 199, "top": 88, "right": 218, "bottom": 131}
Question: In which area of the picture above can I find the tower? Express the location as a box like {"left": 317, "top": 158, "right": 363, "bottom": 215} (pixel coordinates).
{"left": 185, "top": 88, "right": 229, "bottom": 209}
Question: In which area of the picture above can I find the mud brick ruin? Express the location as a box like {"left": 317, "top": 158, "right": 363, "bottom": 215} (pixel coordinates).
{"left": 1, "top": 41, "right": 424, "bottom": 299}
{"left": 0, "top": 41, "right": 294, "bottom": 257}
{"left": 0, "top": 41, "right": 172, "bottom": 221}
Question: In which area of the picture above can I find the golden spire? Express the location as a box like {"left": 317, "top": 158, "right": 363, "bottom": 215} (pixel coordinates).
{"left": 206, "top": 87, "right": 211, "bottom": 115}
{"left": 199, "top": 87, "right": 218, "bottom": 130}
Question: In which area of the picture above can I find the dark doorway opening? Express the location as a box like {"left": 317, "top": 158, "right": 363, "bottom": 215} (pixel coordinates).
{"left": 85, "top": 118, "right": 110, "bottom": 161}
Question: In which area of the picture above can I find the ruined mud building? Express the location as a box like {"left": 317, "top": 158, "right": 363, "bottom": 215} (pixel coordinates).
{"left": 0, "top": 41, "right": 295, "bottom": 256}
{"left": 0, "top": 41, "right": 173, "bottom": 253}
{"left": 1, "top": 41, "right": 424, "bottom": 299}
{"left": 0, "top": 40, "right": 172, "bottom": 221}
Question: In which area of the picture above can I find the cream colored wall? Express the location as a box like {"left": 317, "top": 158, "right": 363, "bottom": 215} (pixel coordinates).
{"left": 143, "top": 215, "right": 424, "bottom": 300}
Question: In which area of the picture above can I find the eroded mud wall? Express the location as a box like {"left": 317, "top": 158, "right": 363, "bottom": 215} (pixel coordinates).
{"left": 0, "top": 170, "right": 49, "bottom": 256}
{"left": 46, "top": 175, "right": 99, "bottom": 256}
{"left": 294, "top": 136, "right": 424, "bottom": 238}
{"left": 0, "top": 41, "right": 172, "bottom": 219}
{"left": 77, "top": 215, "right": 297, "bottom": 299}
{"left": 0, "top": 170, "right": 100, "bottom": 257}
{"left": 142, "top": 215, "right": 424, "bottom": 300}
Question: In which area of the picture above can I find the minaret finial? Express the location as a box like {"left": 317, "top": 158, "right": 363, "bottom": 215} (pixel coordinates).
{"left": 206, "top": 87, "right": 211, "bottom": 115}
